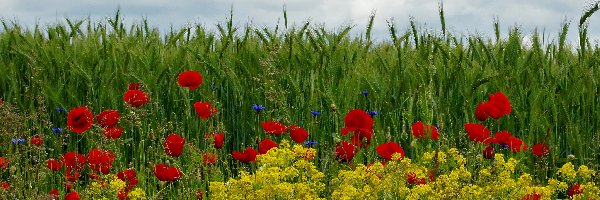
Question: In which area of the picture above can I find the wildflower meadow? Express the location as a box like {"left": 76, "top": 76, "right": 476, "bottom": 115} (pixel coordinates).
{"left": 0, "top": 5, "right": 600, "bottom": 200}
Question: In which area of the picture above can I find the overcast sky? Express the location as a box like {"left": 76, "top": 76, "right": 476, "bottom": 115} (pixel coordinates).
{"left": 1, "top": 0, "right": 599, "bottom": 45}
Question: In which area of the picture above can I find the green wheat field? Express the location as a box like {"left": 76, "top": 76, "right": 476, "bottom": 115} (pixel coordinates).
{"left": 0, "top": 5, "right": 599, "bottom": 200}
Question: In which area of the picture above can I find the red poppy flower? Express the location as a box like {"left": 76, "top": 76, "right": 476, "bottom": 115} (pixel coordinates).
{"left": 97, "top": 110, "right": 119, "bottom": 128}
{"left": 67, "top": 107, "right": 94, "bottom": 134}
{"left": 164, "top": 133, "right": 185, "bottom": 157}
{"left": 261, "top": 120, "right": 288, "bottom": 135}
{"left": 531, "top": 143, "right": 550, "bottom": 157}
{"left": 341, "top": 109, "right": 374, "bottom": 147}
{"left": 178, "top": 70, "right": 203, "bottom": 91}
{"left": 568, "top": 183, "right": 584, "bottom": 197}
{"left": 153, "top": 164, "right": 169, "bottom": 181}
{"left": 376, "top": 141, "right": 405, "bottom": 160}
{"left": 335, "top": 141, "right": 358, "bottom": 162}
{"left": 407, "top": 172, "right": 417, "bottom": 184}
{"left": 118, "top": 191, "right": 128, "bottom": 200}
{"left": 428, "top": 170, "right": 436, "bottom": 182}
{"left": 0, "top": 157, "right": 8, "bottom": 169}
{"left": 118, "top": 169, "right": 138, "bottom": 191}
{"left": 47, "top": 159, "right": 63, "bottom": 171}
{"left": 65, "top": 191, "right": 80, "bottom": 200}
{"left": 123, "top": 89, "right": 149, "bottom": 107}
{"left": 490, "top": 130, "right": 512, "bottom": 145}
{"left": 259, "top": 138, "right": 278, "bottom": 154}
{"left": 88, "top": 149, "right": 115, "bottom": 174}
{"left": 475, "top": 92, "right": 512, "bottom": 121}
{"left": 489, "top": 92, "right": 511, "bottom": 115}
{"left": 205, "top": 133, "right": 224, "bottom": 149}
{"left": 62, "top": 152, "right": 87, "bottom": 171}
{"left": 475, "top": 102, "right": 492, "bottom": 121}
{"left": 464, "top": 123, "right": 491, "bottom": 143}
{"left": 154, "top": 163, "right": 183, "bottom": 182}
{"left": 213, "top": 133, "right": 224, "bottom": 149}
{"left": 411, "top": 122, "right": 439, "bottom": 140}
{"left": 0, "top": 157, "right": 7, "bottom": 170}
{"left": 103, "top": 126, "right": 123, "bottom": 139}
{"left": 194, "top": 102, "right": 218, "bottom": 119}
{"left": 30, "top": 136, "right": 43, "bottom": 146}
{"left": 49, "top": 188, "right": 59, "bottom": 197}
{"left": 507, "top": 136, "right": 527, "bottom": 152}
{"left": 486, "top": 106, "right": 504, "bottom": 119}
{"left": 411, "top": 121, "right": 426, "bottom": 138}
{"left": 65, "top": 168, "right": 81, "bottom": 182}
{"left": 521, "top": 192, "right": 541, "bottom": 200}
{"left": 342, "top": 109, "right": 373, "bottom": 133}
{"left": 231, "top": 148, "right": 258, "bottom": 163}
{"left": 476, "top": 102, "right": 503, "bottom": 120}
{"left": 289, "top": 125, "right": 309, "bottom": 143}
{"left": 483, "top": 146, "right": 494, "bottom": 159}
{"left": 117, "top": 169, "right": 136, "bottom": 181}
{"left": 416, "top": 178, "right": 427, "bottom": 185}
{"left": 202, "top": 153, "right": 218, "bottom": 164}
{"left": 1, "top": 182, "right": 9, "bottom": 189}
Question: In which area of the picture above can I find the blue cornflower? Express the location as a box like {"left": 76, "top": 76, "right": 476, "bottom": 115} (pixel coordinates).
{"left": 252, "top": 104, "right": 265, "bottom": 112}
{"left": 12, "top": 138, "right": 26, "bottom": 144}
{"left": 368, "top": 111, "right": 379, "bottom": 117}
{"left": 361, "top": 90, "right": 369, "bottom": 97}
{"left": 55, "top": 108, "right": 66, "bottom": 113}
{"left": 305, "top": 141, "right": 318, "bottom": 148}
{"left": 501, "top": 144, "right": 509, "bottom": 149}
{"left": 51, "top": 127, "right": 63, "bottom": 135}
{"left": 310, "top": 111, "right": 321, "bottom": 117}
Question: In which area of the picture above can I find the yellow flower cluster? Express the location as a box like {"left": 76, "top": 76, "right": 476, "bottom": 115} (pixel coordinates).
{"left": 87, "top": 181, "right": 103, "bottom": 196}
{"left": 577, "top": 165, "right": 595, "bottom": 180}
{"left": 330, "top": 149, "right": 475, "bottom": 199}
{"left": 209, "top": 140, "right": 325, "bottom": 200}
{"left": 109, "top": 176, "right": 127, "bottom": 193}
{"left": 83, "top": 174, "right": 147, "bottom": 199}
{"left": 128, "top": 188, "right": 148, "bottom": 200}
{"left": 558, "top": 162, "right": 577, "bottom": 182}
{"left": 210, "top": 146, "right": 599, "bottom": 199}
{"left": 329, "top": 150, "right": 599, "bottom": 199}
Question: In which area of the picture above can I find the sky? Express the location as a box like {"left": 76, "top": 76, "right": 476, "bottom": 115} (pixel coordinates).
{"left": 1, "top": 0, "right": 599, "bottom": 45}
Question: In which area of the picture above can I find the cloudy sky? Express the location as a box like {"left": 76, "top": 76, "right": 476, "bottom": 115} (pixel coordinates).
{"left": 1, "top": 0, "right": 599, "bottom": 44}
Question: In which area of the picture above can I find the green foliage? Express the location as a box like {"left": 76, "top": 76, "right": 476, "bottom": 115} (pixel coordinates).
{"left": 0, "top": 9, "right": 599, "bottom": 198}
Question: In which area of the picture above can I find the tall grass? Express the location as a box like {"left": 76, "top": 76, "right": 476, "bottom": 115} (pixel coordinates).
{"left": 0, "top": 6, "right": 599, "bottom": 198}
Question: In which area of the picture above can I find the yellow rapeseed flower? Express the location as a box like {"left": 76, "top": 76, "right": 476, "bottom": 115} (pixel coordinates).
{"left": 557, "top": 162, "right": 577, "bottom": 182}
{"left": 517, "top": 173, "right": 533, "bottom": 187}
{"left": 577, "top": 165, "right": 595, "bottom": 180}
{"left": 128, "top": 188, "right": 148, "bottom": 200}
{"left": 447, "top": 148, "right": 459, "bottom": 157}
{"left": 86, "top": 181, "right": 103, "bottom": 196}
{"left": 479, "top": 168, "right": 492, "bottom": 180}
{"left": 209, "top": 140, "right": 325, "bottom": 200}
{"left": 109, "top": 176, "right": 127, "bottom": 193}
{"left": 437, "top": 151, "right": 447, "bottom": 163}
{"left": 494, "top": 154, "right": 505, "bottom": 169}
{"left": 422, "top": 151, "right": 435, "bottom": 162}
